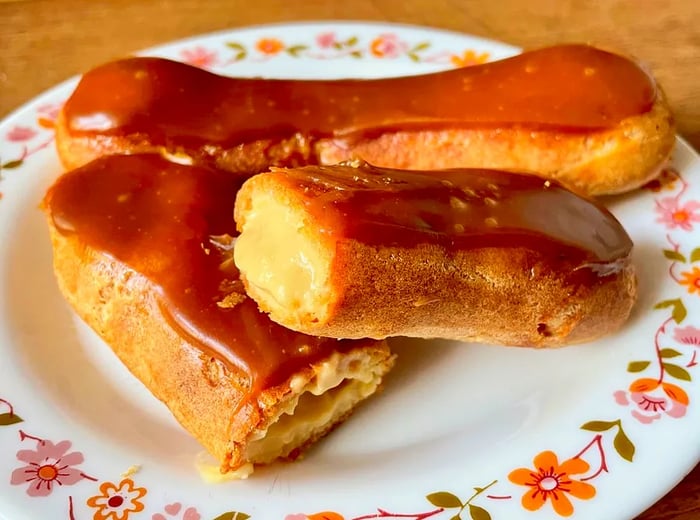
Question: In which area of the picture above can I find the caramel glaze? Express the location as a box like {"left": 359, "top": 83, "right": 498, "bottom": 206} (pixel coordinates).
{"left": 64, "top": 44, "right": 655, "bottom": 153}
{"left": 274, "top": 162, "right": 633, "bottom": 279}
{"left": 44, "top": 154, "right": 358, "bottom": 393}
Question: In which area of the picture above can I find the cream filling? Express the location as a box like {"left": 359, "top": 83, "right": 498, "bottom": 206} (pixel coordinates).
{"left": 244, "top": 378, "right": 377, "bottom": 462}
{"left": 196, "top": 352, "right": 381, "bottom": 482}
{"left": 233, "top": 192, "right": 329, "bottom": 325}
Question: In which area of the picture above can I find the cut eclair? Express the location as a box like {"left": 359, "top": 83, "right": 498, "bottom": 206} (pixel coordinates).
{"left": 233, "top": 162, "right": 637, "bottom": 347}
{"left": 56, "top": 44, "right": 674, "bottom": 196}
{"left": 42, "top": 154, "right": 394, "bottom": 477}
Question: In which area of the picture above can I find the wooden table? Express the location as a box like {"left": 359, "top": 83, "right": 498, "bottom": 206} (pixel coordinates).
{"left": 1, "top": 1, "right": 698, "bottom": 518}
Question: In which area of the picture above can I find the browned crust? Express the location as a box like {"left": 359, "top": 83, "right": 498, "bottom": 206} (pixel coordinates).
{"left": 54, "top": 112, "right": 315, "bottom": 179}
{"left": 318, "top": 95, "right": 675, "bottom": 197}
{"left": 318, "top": 241, "right": 637, "bottom": 346}
{"left": 246, "top": 237, "right": 637, "bottom": 347}
{"left": 235, "top": 174, "right": 638, "bottom": 347}
{"left": 55, "top": 94, "right": 674, "bottom": 197}
{"left": 46, "top": 220, "right": 394, "bottom": 473}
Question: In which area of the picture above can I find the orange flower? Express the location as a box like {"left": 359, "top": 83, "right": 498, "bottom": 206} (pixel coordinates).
{"left": 256, "top": 38, "right": 284, "bottom": 55}
{"left": 450, "top": 49, "right": 490, "bottom": 67}
{"left": 86, "top": 478, "right": 147, "bottom": 520}
{"left": 662, "top": 381, "right": 689, "bottom": 406}
{"left": 680, "top": 267, "right": 700, "bottom": 295}
{"left": 369, "top": 33, "right": 407, "bottom": 58}
{"left": 508, "top": 450, "right": 595, "bottom": 517}
{"left": 629, "top": 377, "right": 660, "bottom": 393}
{"left": 617, "top": 377, "right": 688, "bottom": 423}
{"left": 285, "top": 513, "right": 344, "bottom": 520}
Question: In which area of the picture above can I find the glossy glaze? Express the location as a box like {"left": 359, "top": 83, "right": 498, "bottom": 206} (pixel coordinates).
{"left": 274, "top": 162, "right": 633, "bottom": 267}
{"left": 64, "top": 44, "right": 656, "bottom": 148}
{"left": 44, "top": 154, "right": 355, "bottom": 391}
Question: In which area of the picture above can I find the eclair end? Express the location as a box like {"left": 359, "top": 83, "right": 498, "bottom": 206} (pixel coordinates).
{"left": 234, "top": 162, "right": 636, "bottom": 344}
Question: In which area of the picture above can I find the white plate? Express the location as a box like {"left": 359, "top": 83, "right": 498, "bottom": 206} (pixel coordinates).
{"left": 1, "top": 21, "right": 699, "bottom": 520}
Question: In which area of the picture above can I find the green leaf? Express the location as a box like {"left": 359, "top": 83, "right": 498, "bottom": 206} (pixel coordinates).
{"left": 226, "top": 42, "right": 245, "bottom": 51}
{"left": 613, "top": 428, "right": 635, "bottom": 462}
{"left": 580, "top": 420, "right": 617, "bottom": 432}
{"left": 408, "top": 52, "right": 420, "bottom": 62}
{"left": 332, "top": 41, "right": 343, "bottom": 50}
{"left": 663, "top": 363, "right": 692, "bottom": 381}
{"left": 673, "top": 304, "right": 687, "bottom": 324}
{"left": 469, "top": 504, "right": 492, "bottom": 520}
{"left": 654, "top": 298, "right": 687, "bottom": 324}
{"left": 691, "top": 247, "right": 700, "bottom": 263}
{"left": 426, "top": 491, "right": 463, "bottom": 508}
{"left": 212, "top": 513, "right": 250, "bottom": 520}
{"left": 286, "top": 44, "right": 308, "bottom": 56}
{"left": 345, "top": 36, "right": 358, "bottom": 46}
{"left": 663, "top": 249, "right": 686, "bottom": 263}
{"left": 350, "top": 50, "right": 362, "bottom": 58}
{"left": 627, "top": 360, "right": 651, "bottom": 372}
{"left": 660, "top": 348, "right": 683, "bottom": 358}
{"left": 473, "top": 486, "right": 484, "bottom": 493}
{"left": 449, "top": 515, "right": 462, "bottom": 520}
{"left": 1, "top": 159, "right": 23, "bottom": 169}
{"left": 0, "top": 412, "right": 23, "bottom": 426}
{"left": 412, "top": 41, "right": 431, "bottom": 52}
{"left": 654, "top": 299, "right": 674, "bottom": 310}
{"left": 232, "top": 51, "right": 246, "bottom": 62}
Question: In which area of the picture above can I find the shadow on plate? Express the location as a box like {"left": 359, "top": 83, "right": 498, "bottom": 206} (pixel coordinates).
{"left": 3, "top": 194, "right": 200, "bottom": 467}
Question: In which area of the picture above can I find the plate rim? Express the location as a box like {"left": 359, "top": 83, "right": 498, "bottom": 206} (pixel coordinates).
{"left": 0, "top": 20, "right": 699, "bottom": 520}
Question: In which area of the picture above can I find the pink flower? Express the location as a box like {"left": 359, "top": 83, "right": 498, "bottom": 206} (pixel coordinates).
{"left": 655, "top": 196, "right": 700, "bottom": 231}
{"left": 179, "top": 46, "right": 218, "bottom": 69}
{"left": 673, "top": 325, "right": 700, "bottom": 346}
{"left": 316, "top": 32, "right": 337, "bottom": 49}
{"left": 369, "top": 33, "right": 408, "bottom": 58}
{"left": 36, "top": 103, "right": 63, "bottom": 129}
{"left": 37, "top": 103, "right": 61, "bottom": 120}
{"left": 6, "top": 126, "right": 37, "bottom": 142}
{"left": 614, "top": 378, "right": 688, "bottom": 424}
{"left": 10, "top": 439, "right": 86, "bottom": 496}
{"left": 153, "top": 503, "right": 201, "bottom": 520}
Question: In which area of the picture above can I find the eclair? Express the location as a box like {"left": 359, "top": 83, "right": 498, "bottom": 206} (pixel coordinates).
{"left": 233, "top": 162, "right": 637, "bottom": 346}
{"left": 55, "top": 44, "right": 674, "bottom": 196}
{"left": 42, "top": 154, "right": 394, "bottom": 477}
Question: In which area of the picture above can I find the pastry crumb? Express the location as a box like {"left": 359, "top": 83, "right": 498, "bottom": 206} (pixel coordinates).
{"left": 217, "top": 292, "right": 246, "bottom": 309}
{"left": 158, "top": 148, "right": 194, "bottom": 165}
{"left": 120, "top": 464, "right": 142, "bottom": 478}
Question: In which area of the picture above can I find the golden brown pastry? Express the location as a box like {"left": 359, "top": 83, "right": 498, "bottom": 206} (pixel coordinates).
{"left": 42, "top": 154, "right": 394, "bottom": 477}
{"left": 55, "top": 44, "right": 674, "bottom": 196}
{"left": 233, "top": 162, "right": 637, "bottom": 346}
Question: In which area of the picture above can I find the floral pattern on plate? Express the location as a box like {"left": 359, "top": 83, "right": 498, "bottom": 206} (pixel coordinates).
{"left": 0, "top": 22, "right": 698, "bottom": 520}
{"left": 177, "top": 31, "right": 491, "bottom": 69}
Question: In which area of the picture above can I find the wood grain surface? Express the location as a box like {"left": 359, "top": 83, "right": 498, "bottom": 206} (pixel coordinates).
{"left": 1, "top": 1, "right": 699, "bottom": 518}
